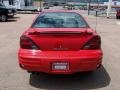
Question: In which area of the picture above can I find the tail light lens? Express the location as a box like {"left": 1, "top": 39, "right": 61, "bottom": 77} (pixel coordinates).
{"left": 20, "top": 35, "right": 39, "bottom": 50}
{"left": 81, "top": 36, "right": 101, "bottom": 50}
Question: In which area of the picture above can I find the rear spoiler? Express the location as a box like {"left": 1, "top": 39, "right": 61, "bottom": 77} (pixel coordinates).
{"left": 28, "top": 31, "right": 93, "bottom": 35}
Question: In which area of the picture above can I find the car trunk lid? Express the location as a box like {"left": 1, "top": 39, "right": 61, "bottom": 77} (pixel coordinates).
{"left": 26, "top": 28, "right": 94, "bottom": 51}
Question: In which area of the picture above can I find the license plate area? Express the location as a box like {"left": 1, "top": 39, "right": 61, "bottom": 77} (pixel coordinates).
{"left": 52, "top": 62, "right": 69, "bottom": 70}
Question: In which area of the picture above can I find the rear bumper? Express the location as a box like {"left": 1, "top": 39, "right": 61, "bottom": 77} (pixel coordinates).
{"left": 18, "top": 49, "right": 103, "bottom": 74}
{"left": 8, "top": 11, "right": 17, "bottom": 17}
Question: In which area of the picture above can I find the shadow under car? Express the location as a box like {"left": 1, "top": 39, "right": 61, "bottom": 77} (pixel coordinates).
{"left": 29, "top": 65, "right": 110, "bottom": 90}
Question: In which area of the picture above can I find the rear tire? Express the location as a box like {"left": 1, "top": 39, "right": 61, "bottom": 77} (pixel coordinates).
{"left": 0, "top": 14, "right": 7, "bottom": 22}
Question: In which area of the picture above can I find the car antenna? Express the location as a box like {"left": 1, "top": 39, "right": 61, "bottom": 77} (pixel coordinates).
{"left": 95, "top": 9, "right": 98, "bottom": 32}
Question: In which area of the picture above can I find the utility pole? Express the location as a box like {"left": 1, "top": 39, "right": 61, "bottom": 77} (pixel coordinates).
{"left": 39, "top": 0, "right": 42, "bottom": 12}
{"left": 65, "top": 0, "right": 68, "bottom": 8}
{"left": 88, "top": 0, "right": 91, "bottom": 15}
{"left": 107, "top": 0, "right": 112, "bottom": 18}
{"left": 66, "top": 0, "right": 67, "bottom": 4}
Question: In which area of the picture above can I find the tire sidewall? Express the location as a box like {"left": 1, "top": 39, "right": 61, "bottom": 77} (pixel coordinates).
{"left": 0, "top": 14, "right": 7, "bottom": 22}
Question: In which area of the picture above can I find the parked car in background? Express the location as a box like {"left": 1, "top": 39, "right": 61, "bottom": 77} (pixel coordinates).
{"left": 116, "top": 9, "right": 120, "bottom": 19}
{"left": 43, "top": 2, "right": 50, "bottom": 9}
{"left": 18, "top": 10, "right": 103, "bottom": 74}
{"left": 44, "top": 5, "right": 50, "bottom": 9}
{"left": 53, "top": 2, "right": 59, "bottom": 6}
{"left": 0, "top": 3, "right": 17, "bottom": 22}
{"left": 67, "top": 5, "right": 73, "bottom": 10}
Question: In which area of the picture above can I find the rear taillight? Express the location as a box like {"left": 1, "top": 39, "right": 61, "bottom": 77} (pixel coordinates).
{"left": 20, "top": 35, "right": 39, "bottom": 50}
{"left": 81, "top": 36, "right": 101, "bottom": 50}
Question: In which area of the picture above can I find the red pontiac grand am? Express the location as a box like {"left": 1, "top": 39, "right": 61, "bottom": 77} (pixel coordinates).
{"left": 18, "top": 11, "right": 103, "bottom": 74}
{"left": 116, "top": 9, "right": 120, "bottom": 19}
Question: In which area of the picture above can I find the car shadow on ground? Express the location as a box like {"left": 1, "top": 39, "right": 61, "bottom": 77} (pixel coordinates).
{"left": 17, "top": 12, "right": 39, "bottom": 14}
{"left": 7, "top": 19, "right": 18, "bottom": 22}
{"left": 29, "top": 65, "right": 111, "bottom": 90}
{"left": 12, "top": 16, "right": 21, "bottom": 19}
{"left": 7, "top": 16, "right": 20, "bottom": 22}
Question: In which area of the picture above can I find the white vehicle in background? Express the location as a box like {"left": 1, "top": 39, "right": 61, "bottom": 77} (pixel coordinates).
{"left": 1, "top": 0, "right": 39, "bottom": 12}
{"left": 2, "top": 0, "right": 20, "bottom": 9}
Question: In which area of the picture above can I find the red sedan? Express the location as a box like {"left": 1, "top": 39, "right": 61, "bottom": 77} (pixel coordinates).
{"left": 18, "top": 11, "right": 103, "bottom": 74}
{"left": 116, "top": 9, "right": 120, "bottom": 19}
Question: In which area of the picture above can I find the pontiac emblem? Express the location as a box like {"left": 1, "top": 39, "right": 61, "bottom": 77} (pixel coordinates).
{"left": 53, "top": 44, "right": 68, "bottom": 50}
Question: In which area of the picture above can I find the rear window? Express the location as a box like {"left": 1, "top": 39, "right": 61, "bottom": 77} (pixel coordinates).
{"left": 32, "top": 12, "right": 89, "bottom": 28}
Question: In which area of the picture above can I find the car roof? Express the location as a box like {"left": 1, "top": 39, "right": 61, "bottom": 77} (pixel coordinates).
{"left": 39, "top": 10, "right": 81, "bottom": 14}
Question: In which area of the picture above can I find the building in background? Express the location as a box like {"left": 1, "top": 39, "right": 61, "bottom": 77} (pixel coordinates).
{"left": 44, "top": 0, "right": 66, "bottom": 5}
{"left": 0, "top": 0, "right": 44, "bottom": 10}
{"left": 104, "top": 1, "right": 120, "bottom": 6}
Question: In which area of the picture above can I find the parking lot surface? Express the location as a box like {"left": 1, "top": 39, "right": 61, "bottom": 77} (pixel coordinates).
{"left": 0, "top": 12, "right": 120, "bottom": 90}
